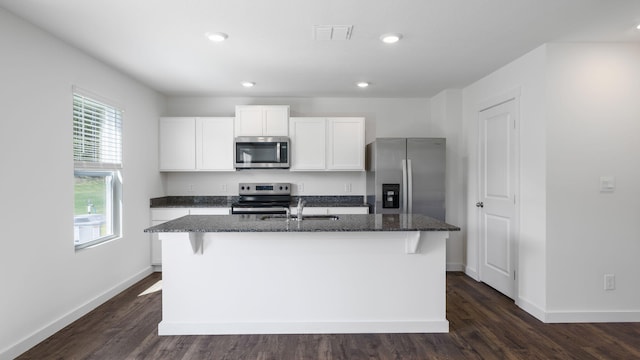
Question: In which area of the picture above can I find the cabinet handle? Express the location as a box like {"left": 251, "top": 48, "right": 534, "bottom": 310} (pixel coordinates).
{"left": 476, "top": 202, "right": 484, "bottom": 208}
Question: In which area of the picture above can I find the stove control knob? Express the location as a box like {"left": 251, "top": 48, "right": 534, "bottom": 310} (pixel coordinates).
{"left": 279, "top": 186, "right": 283, "bottom": 190}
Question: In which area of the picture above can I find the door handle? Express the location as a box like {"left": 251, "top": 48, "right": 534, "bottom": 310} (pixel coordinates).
{"left": 401, "top": 160, "right": 408, "bottom": 213}
{"left": 476, "top": 202, "right": 484, "bottom": 208}
{"left": 407, "top": 159, "right": 413, "bottom": 214}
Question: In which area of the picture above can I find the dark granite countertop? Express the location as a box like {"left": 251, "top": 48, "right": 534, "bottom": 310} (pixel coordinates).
{"left": 150, "top": 196, "right": 232, "bottom": 208}
{"left": 144, "top": 214, "right": 460, "bottom": 233}
{"left": 150, "top": 196, "right": 369, "bottom": 208}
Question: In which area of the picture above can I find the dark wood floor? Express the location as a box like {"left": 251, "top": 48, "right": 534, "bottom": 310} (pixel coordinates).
{"left": 18, "top": 272, "right": 640, "bottom": 359}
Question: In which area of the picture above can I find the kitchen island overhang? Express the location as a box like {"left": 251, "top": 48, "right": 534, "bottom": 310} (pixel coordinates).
{"left": 145, "top": 214, "right": 460, "bottom": 335}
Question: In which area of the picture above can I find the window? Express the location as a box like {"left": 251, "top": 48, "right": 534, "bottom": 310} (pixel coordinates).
{"left": 73, "top": 89, "right": 122, "bottom": 249}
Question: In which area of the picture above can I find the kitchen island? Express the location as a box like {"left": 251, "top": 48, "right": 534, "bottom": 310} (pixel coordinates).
{"left": 145, "top": 214, "right": 459, "bottom": 335}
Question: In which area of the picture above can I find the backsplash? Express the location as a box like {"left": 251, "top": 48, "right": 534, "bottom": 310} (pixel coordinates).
{"left": 163, "top": 171, "right": 366, "bottom": 196}
{"left": 150, "top": 195, "right": 367, "bottom": 208}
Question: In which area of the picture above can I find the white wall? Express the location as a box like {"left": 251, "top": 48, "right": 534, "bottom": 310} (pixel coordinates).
{"left": 164, "top": 96, "right": 431, "bottom": 196}
{"left": 462, "top": 45, "right": 548, "bottom": 316}
{"left": 429, "top": 89, "right": 465, "bottom": 271}
{"left": 0, "top": 8, "right": 164, "bottom": 359}
{"left": 545, "top": 43, "right": 640, "bottom": 321}
{"left": 463, "top": 42, "right": 640, "bottom": 323}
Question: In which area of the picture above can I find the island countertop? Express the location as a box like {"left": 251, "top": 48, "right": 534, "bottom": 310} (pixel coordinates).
{"left": 144, "top": 214, "right": 460, "bottom": 233}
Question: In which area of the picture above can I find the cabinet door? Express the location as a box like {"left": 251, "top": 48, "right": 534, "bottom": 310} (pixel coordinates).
{"left": 327, "top": 207, "right": 369, "bottom": 215}
{"left": 197, "top": 117, "right": 234, "bottom": 171}
{"left": 263, "top": 106, "right": 289, "bottom": 136}
{"left": 235, "top": 106, "right": 264, "bottom": 136}
{"left": 289, "top": 117, "right": 326, "bottom": 170}
{"left": 159, "top": 117, "right": 196, "bottom": 171}
{"left": 327, "top": 117, "right": 365, "bottom": 170}
{"left": 290, "top": 207, "right": 328, "bottom": 215}
{"left": 291, "top": 207, "right": 369, "bottom": 215}
{"left": 189, "top": 208, "right": 230, "bottom": 215}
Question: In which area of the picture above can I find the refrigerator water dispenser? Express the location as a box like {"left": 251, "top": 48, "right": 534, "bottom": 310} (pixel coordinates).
{"left": 382, "top": 184, "right": 400, "bottom": 208}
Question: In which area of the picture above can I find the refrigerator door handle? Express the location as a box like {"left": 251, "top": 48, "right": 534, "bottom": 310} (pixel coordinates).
{"left": 402, "top": 159, "right": 408, "bottom": 213}
{"left": 407, "top": 159, "right": 413, "bottom": 214}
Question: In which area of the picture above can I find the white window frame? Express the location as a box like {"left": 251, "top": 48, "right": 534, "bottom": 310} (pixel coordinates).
{"left": 74, "top": 170, "right": 122, "bottom": 248}
{"left": 73, "top": 87, "right": 123, "bottom": 249}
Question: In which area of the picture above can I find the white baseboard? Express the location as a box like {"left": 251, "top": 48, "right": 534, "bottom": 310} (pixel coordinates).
{"left": 543, "top": 310, "right": 640, "bottom": 323}
{"left": 515, "top": 297, "right": 546, "bottom": 322}
{"left": 446, "top": 263, "right": 465, "bottom": 272}
{"left": 516, "top": 296, "right": 640, "bottom": 324}
{"left": 159, "top": 320, "right": 450, "bottom": 335}
{"left": 1, "top": 267, "right": 153, "bottom": 360}
{"left": 464, "top": 266, "right": 479, "bottom": 281}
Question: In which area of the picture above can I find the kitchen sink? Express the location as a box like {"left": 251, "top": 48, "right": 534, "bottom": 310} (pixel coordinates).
{"left": 259, "top": 215, "right": 340, "bottom": 221}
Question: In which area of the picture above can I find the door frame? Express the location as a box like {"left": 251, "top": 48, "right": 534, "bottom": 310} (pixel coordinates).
{"left": 476, "top": 88, "right": 521, "bottom": 300}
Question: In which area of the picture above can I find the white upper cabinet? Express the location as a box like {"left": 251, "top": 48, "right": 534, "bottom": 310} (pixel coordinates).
{"left": 264, "top": 106, "right": 289, "bottom": 135}
{"left": 197, "top": 117, "right": 234, "bottom": 171}
{"left": 235, "top": 105, "right": 289, "bottom": 136}
{"left": 327, "top": 117, "right": 365, "bottom": 170}
{"left": 159, "top": 117, "right": 234, "bottom": 172}
{"left": 289, "top": 117, "right": 365, "bottom": 171}
{"left": 159, "top": 117, "right": 196, "bottom": 171}
{"left": 289, "top": 117, "right": 326, "bottom": 170}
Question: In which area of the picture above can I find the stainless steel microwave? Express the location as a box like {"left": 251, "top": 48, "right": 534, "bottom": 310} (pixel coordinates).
{"left": 234, "top": 136, "right": 290, "bottom": 169}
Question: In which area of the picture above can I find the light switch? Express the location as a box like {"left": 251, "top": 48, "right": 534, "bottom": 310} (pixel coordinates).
{"left": 599, "top": 176, "right": 615, "bottom": 193}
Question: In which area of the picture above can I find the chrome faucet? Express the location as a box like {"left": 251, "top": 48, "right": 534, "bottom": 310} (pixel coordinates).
{"left": 296, "top": 198, "right": 305, "bottom": 221}
{"left": 283, "top": 207, "right": 291, "bottom": 221}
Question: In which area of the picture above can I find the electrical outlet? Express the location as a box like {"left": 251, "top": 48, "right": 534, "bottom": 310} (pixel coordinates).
{"left": 221, "top": 184, "right": 227, "bottom": 193}
{"left": 604, "top": 274, "right": 615, "bottom": 290}
{"left": 298, "top": 183, "right": 304, "bottom": 193}
{"left": 187, "top": 184, "right": 194, "bottom": 193}
{"left": 345, "top": 183, "right": 352, "bottom": 193}
{"left": 600, "top": 176, "right": 616, "bottom": 193}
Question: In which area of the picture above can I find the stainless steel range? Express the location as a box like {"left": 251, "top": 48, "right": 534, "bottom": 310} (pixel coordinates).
{"left": 231, "top": 182, "right": 292, "bottom": 215}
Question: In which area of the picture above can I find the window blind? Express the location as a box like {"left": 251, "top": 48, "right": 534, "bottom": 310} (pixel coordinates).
{"left": 73, "top": 92, "right": 122, "bottom": 168}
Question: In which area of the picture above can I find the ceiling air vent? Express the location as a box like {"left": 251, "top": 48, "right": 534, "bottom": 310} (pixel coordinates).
{"left": 313, "top": 25, "right": 353, "bottom": 40}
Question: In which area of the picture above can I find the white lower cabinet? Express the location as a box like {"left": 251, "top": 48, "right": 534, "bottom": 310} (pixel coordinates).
{"left": 290, "top": 206, "right": 369, "bottom": 215}
{"left": 326, "top": 207, "right": 369, "bottom": 215}
{"left": 188, "top": 208, "right": 230, "bottom": 215}
{"left": 150, "top": 207, "right": 230, "bottom": 269}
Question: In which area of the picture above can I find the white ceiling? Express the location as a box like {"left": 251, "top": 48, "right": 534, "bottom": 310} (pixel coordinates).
{"left": 1, "top": 0, "right": 640, "bottom": 98}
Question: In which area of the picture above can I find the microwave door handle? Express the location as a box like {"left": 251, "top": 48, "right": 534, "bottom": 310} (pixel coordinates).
{"left": 276, "top": 142, "right": 281, "bottom": 162}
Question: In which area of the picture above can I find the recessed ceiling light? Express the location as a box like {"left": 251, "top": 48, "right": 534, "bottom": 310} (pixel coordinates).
{"left": 380, "top": 33, "right": 402, "bottom": 44}
{"left": 636, "top": 23, "right": 640, "bottom": 30}
{"left": 356, "top": 82, "right": 369, "bottom": 88}
{"left": 241, "top": 81, "right": 255, "bottom": 88}
{"left": 206, "top": 32, "right": 228, "bottom": 42}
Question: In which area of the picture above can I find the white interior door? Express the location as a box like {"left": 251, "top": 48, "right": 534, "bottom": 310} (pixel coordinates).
{"left": 478, "top": 98, "right": 518, "bottom": 299}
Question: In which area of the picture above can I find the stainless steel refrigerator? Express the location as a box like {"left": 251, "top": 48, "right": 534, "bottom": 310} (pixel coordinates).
{"left": 366, "top": 138, "right": 445, "bottom": 220}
